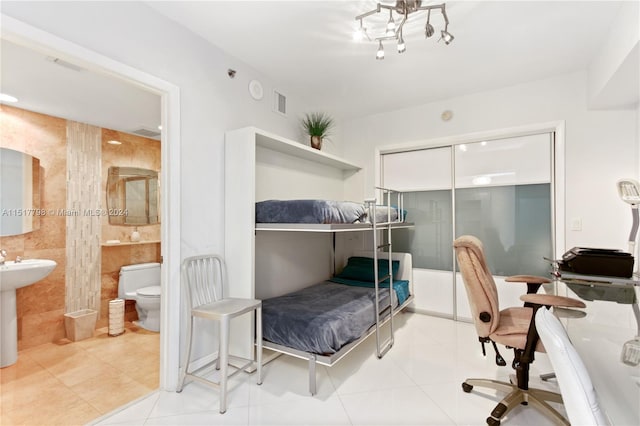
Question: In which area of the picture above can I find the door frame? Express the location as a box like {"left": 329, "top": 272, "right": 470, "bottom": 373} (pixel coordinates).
{"left": 1, "top": 15, "right": 182, "bottom": 390}
{"left": 375, "top": 121, "right": 566, "bottom": 318}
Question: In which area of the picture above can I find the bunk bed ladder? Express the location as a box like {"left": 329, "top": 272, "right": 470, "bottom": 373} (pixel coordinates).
{"left": 368, "top": 189, "right": 397, "bottom": 359}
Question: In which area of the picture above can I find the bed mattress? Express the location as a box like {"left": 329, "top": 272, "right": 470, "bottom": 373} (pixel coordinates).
{"left": 255, "top": 199, "right": 403, "bottom": 224}
{"left": 256, "top": 200, "right": 366, "bottom": 224}
{"left": 262, "top": 280, "right": 408, "bottom": 355}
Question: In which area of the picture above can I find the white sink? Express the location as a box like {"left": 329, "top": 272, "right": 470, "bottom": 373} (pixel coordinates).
{"left": 0, "top": 259, "right": 57, "bottom": 291}
{"left": 0, "top": 259, "right": 57, "bottom": 368}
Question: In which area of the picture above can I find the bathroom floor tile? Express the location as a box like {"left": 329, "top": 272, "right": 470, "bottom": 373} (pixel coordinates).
{"left": 0, "top": 323, "right": 159, "bottom": 425}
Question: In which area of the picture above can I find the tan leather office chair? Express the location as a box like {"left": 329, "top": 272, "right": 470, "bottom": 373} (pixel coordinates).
{"left": 453, "top": 235, "right": 586, "bottom": 425}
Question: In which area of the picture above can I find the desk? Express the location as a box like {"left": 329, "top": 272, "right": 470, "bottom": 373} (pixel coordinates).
{"left": 554, "top": 271, "right": 640, "bottom": 425}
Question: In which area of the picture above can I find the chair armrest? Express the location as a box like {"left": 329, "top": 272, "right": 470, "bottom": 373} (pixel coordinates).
{"left": 520, "top": 293, "right": 586, "bottom": 308}
{"left": 506, "top": 275, "right": 552, "bottom": 295}
{"left": 506, "top": 275, "right": 551, "bottom": 284}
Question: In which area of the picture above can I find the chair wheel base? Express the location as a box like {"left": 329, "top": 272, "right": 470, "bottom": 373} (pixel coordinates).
{"left": 491, "top": 402, "right": 507, "bottom": 418}
{"left": 462, "top": 382, "right": 473, "bottom": 393}
{"left": 487, "top": 416, "right": 500, "bottom": 426}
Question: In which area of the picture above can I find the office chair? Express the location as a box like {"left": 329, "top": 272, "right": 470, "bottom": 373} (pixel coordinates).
{"left": 535, "top": 308, "right": 609, "bottom": 425}
{"left": 178, "top": 254, "right": 263, "bottom": 414}
{"left": 453, "top": 235, "right": 586, "bottom": 425}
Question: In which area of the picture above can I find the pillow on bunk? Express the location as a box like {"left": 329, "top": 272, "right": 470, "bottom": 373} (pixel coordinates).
{"left": 335, "top": 256, "right": 400, "bottom": 283}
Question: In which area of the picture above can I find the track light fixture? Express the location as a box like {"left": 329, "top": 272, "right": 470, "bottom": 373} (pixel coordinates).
{"left": 354, "top": 1, "right": 453, "bottom": 59}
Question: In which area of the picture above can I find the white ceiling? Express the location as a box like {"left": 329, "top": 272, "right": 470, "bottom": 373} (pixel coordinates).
{"left": 0, "top": 1, "right": 629, "bottom": 133}
{"left": 0, "top": 39, "right": 162, "bottom": 139}
{"left": 148, "top": 0, "right": 627, "bottom": 118}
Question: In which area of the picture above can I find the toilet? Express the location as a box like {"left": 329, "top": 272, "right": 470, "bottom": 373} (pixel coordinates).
{"left": 118, "top": 262, "right": 161, "bottom": 332}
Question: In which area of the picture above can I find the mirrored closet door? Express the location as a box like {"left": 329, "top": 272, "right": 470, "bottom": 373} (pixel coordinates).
{"left": 382, "top": 132, "right": 554, "bottom": 320}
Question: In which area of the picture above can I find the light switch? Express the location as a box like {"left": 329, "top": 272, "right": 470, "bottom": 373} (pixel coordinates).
{"left": 570, "top": 217, "right": 582, "bottom": 231}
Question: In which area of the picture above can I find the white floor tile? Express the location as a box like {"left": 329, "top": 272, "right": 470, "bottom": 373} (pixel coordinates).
{"left": 244, "top": 355, "right": 336, "bottom": 406}
{"left": 326, "top": 337, "right": 415, "bottom": 395}
{"left": 338, "top": 386, "right": 455, "bottom": 426}
{"left": 145, "top": 407, "right": 249, "bottom": 426}
{"left": 249, "top": 395, "right": 351, "bottom": 425}
{"left": 91, "top": 392, "right": 160, "bottom": 425}
{"left": 92, "top": 313, "right": 574, "bottom": 426}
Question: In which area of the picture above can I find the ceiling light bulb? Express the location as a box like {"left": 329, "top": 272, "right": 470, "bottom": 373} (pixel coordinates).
{"left": 0, "top": 93, "right": 18, "bottom": 103}
{"left": 397, "top": 35, "right": 406, "bottom": 53}
{"left": 386, "top": 11, "right": 396, "bottom": 36}
{"left": 376, "top": 41, "right": 385, "bottom": 60}
{"left": 107, "top": 140, "right": 122, "bottom": 145}
{"left": 353, "top": 20, "right": 367, "bottom": 41}
{"left": 441, "top": 29, "right": 454, "bottom": 45}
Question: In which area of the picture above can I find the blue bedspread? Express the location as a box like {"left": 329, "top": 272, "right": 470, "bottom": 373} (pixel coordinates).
{"left": 256, "top": 200, "right": 366, "bottom": 224}
{"left": 262, "top": 280, "right": 409, "bottom": 355}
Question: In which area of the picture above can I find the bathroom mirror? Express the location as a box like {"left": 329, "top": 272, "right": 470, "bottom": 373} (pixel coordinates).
{"left": 106, "top": 166, "right": 159, "bottom": 225}
{"left": 0, "top": 148, "right": 41, "bottom": 236}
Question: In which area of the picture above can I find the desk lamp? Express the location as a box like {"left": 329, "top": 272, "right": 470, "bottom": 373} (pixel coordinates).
{"left": 617, "top": 179, "right": 640, "bottom": 366}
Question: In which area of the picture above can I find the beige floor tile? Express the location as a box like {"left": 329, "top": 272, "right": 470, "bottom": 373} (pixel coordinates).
{"left": 44, "top": 351, "right": 122, "bottom": 388}
{"left": 22, "top": 341, "right": 84, "bottom": 369}
{"left": 5, "top": 394, "right": 101, "bottom": 426}
{"left": 72, "top": 373, "right": 155, "bottom": 414}
{"left": 2, "top": 323, "right": 160, "bottom": 423}
{"left": 0, "top": 368, "right": 60, "bottom": 410}
{"left": 0, "top": 353, "right": 43, "bottom": 386}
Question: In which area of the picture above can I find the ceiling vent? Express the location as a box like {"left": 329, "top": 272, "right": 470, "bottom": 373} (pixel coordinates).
{"left": 45, "top": 56, "right": 84, "bottom": 72}
{"left": 273, "top": 90, "right": 287, "bottom": 116}
{"left": 131, "top": 127, "right": 161, "bottom": 138}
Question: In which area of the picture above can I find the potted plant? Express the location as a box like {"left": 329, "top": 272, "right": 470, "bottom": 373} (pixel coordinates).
{"left": 301, "top": 112, "right": 334, "bottom": 150}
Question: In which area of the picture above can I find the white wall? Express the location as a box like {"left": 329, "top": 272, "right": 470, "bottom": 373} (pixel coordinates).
{"left": 588, "top": 1, "right": 639, "bottom": 109}
{"left": 342, "top": 71, "right": 638, "bottom": 251}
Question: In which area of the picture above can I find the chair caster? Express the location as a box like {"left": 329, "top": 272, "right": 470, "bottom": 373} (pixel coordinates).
{"left": 462, "top": 382, "right": 473, "bottom": 393}
{"left": 486, "top": 416, "right": 500, "bottom": 426}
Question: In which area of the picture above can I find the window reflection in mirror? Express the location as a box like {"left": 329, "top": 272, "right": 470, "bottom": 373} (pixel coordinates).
{"left": 107, "top": 166, "right": 159, "bottom": 225}
{"left": 0, "top": 147, "right": 41, "bottom": 236}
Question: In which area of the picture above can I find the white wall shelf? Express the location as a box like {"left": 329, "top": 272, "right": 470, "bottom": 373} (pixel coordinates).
{"left": 251, "top": 127, "right": 361, "bottom": 171}
{"left": 101, "top": 240, "right": 160, "bottom": 247}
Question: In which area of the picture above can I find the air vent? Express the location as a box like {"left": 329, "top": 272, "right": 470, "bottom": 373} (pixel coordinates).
{"left": 45, "top": 56, "right": 84, "bottom": 72}
{"left": 273, "top": 90, "right": 287, "bottom": 116}
{"left": 131, "top": 128, "right": 161, "bottom": 138}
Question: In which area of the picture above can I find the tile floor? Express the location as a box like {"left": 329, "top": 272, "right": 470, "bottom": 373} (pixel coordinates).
{"left": 0, "top": 323, "right": 159, "bottom": 426}
{"left": 92, "top": 313, "right": 566, "bottom": 426}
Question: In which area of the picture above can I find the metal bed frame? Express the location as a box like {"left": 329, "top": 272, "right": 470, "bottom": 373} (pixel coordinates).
{"left": 256, "top": 187, "right": 414, "bottom": 395}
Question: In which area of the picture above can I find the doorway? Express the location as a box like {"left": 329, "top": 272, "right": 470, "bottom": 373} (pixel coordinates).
{"left": 1, "top": 12, "right": 181, "bottom": 404}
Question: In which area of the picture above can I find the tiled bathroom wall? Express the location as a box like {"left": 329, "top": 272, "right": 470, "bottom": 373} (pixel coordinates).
{"left": 66, "top": 121, "right": 102, "bottom": 314}
{"left": 0, "top": 105, "right": 161, "bottom": 348}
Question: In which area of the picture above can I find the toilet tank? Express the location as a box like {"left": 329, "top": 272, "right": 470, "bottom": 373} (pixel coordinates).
{"left": 118, "top": 262, "right": 161, "bottom": 299}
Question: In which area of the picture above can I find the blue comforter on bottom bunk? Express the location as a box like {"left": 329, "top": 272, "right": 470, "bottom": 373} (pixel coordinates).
{"left": 262, "top": 280, "right": 409, "bottom": 355}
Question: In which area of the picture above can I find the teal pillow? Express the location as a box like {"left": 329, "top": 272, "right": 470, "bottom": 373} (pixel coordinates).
{"left": 336, "top": 256, "right": 400, "bottom": 283}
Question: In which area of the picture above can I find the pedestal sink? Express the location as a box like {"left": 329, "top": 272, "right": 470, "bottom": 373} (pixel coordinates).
{"left": 0, "top": 259, "right": 57, "bottom": 367}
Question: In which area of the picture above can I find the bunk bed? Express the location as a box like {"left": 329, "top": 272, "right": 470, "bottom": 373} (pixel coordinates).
{"left": 224, "top": 127, "right": 414, "bottom": 394}
{"left": 256, "top": 189, "right": 414, "bottom": 395}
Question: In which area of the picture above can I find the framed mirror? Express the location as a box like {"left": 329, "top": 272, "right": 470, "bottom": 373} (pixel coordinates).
{"left": 106, "top": 166, "right": 159, "bottom": 225}
{"left": 0, "top": 148, "right": 41, "bottom": 236}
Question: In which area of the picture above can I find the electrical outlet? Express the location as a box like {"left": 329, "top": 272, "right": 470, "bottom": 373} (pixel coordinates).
{"left": 570, "top": 217, "right": 582, "bottom": 231}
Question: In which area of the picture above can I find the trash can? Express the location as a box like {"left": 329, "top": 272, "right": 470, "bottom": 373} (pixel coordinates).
{"left": 64, "top": 309, "right": 98, "bottom": 341}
